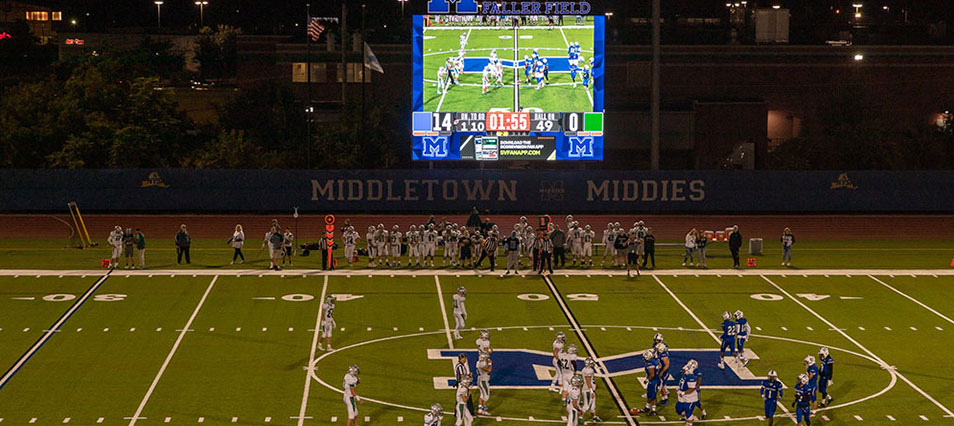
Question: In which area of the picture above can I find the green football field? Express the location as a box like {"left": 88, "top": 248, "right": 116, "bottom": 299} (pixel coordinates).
{"left": 422, "top": 19, "right": 595, "bottom": 113}
{"left": 1, "top": 257, "right": 954, "bottom": 424}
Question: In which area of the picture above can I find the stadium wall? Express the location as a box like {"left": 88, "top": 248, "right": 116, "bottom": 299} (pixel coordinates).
{"left": 2, "top": 169, "right": 953, "bottom": 214}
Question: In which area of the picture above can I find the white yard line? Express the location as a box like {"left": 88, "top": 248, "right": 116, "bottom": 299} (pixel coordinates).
{"left": 868, "top": 275, "right": 954, "bottom": 325}
{"left": 761, "top": 275, "right": 954, "bottom": 418}
{"left": 128, "top": 275, "right": 218, "bottom": 426}
{"left": 295, "top": 275, "right": 329, "bottom": 426}
{"left": 543, "top": 275, "right": 637, "bottom": 426}
{"left": 434, "top": 275, "right": 455, "bottom": 349}
{"left": 0, "top": 273, "right": 109, "bottom": 390}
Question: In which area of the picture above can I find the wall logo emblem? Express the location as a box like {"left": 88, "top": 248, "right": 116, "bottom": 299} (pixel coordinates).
{"left": 539, "top": 180, "right": 565, "bottom": 201}
{"left": 141, "top": 172, "right": 170, "bottom": 188}
{"left": 830, "top": 173, "right": 857, "bottom": 190}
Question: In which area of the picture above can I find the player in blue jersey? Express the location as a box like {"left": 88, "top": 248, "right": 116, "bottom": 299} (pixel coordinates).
{"left": 760, "top": 370, "right": 783, "bottom": 426}
{"left": 735, "top": 310, "right": 751, "bottom": 367}
{"left": 570, "top": 62, "right": 579, "bottom": 88}
{"left": 632, "top": 349, "right": 661, "bottom": 416}
{"left": 793, "top": 374, "right": 812, "bottom": 425}
{"left": 804, "top": 355, "right": 819, "bottom": 410}
{"left": 533, "top": 59, "right": 545, "bottom": 90}
{"left": 542, "top": 58, "right": 549, "bottom": 84}
{"left": 567, "top": 43, "right": 576, "bottom": 60}
{"left": 718, "top": 311, "right": 738, "bottom": 370}
{"left": 654, "top": 337, "right": 671, "bottom": 406}
{"left": 675, "top": 360, "right": 701, "bottom": 425}
{"left": 581, "top": 65, "right": 591, "bottom": 89}
{"left": 817, "top": 347, "right": 835, "bottom": 407}
{"left": 523, "top": 55, "right": 532, "bottom": 84}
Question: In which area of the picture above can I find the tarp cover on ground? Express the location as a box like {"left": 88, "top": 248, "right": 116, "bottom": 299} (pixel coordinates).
{"left": 2, "top": 169, "right": 954, "bottom": 213}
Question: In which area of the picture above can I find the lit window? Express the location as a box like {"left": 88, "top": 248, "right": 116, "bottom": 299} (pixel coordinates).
{"left": 52, "top": 12, "right": 62, "bottom": 21}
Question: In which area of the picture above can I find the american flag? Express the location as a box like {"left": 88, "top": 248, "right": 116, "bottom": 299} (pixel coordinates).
{"left": 307, "top": 18, "right": 326, "bottom": 42}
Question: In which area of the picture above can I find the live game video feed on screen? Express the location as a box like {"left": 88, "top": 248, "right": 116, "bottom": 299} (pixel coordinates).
{"left": 412, "top": 14, "right": 605, "bottom": 161}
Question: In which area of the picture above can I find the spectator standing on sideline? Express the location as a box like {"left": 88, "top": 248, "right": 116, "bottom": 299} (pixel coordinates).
{"left": 627, "top": 230, "right": 642, "bottom": 278}
{"left": 282, "top": 227, "right": 295, "bottom": 266}
{"left": 781, "top": 227, "right": 795, "bottom": 266}
{"left": 729, "top": 225, "right": 742, "bottom": 268}
{"left": 122, "top": 228, "right": 135, "bottom": 269}
{"left": 504, "top": 230, "right": 521, "bottom": 275}
{"left": 267, "top": 225, "right": 284, "bottom": 270}
{"left": 683, "top": 229, "right": 697, "bottom": 266}
{"left": 175, "top": 224, "right": 191, "bottom": 265}
{"left": 134, "top": 228, "right": 146, "bottom": 269}
{"left": 550, "top": 224, "right": 566, "bottom": 268}
{"left": 536, "top": 233, "right": 554, "bottom": 275}
{"left": 696, "top": 231, "right": 709, "bottom": 268}
{"left": 228, "top": 224, "right": 245, "bottom": 265}
{"left": 642, "top": 228, "right": 656, "bottom": 270}
{"left": 108, "top": 226, "right": 123, "bottom": 269}
{"left": 613, "top": 227, "right": 630, "bottom": 268}
{"left": 466, "top": 207, "right": 481, "bottom": 228}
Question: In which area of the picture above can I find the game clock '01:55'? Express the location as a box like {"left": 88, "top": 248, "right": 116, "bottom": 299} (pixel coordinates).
{"left": 486, "top": 112, "right": 530, "bottom": 132}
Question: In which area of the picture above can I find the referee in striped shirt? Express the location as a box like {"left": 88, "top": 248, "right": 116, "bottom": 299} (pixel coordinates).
{"left": 535, "top": 233, "right": 554, "bottom": 275}
{"left": 455, "top": 353, "right": 475, "bottom": 415}
{"left": 474, "top": 232, "right": 499, "bottom": 271}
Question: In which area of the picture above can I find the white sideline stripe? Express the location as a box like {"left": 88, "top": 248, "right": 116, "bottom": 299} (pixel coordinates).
{"left": 654, "top": 275, "right": 795, "bottom": 423}
{"left": 544, "top": 275, "right": 637, "bottom": 426}
{"left": 128, "top": 276, "right": 217, "bottom": 426}
{"left": 0, "top": 273, "right": 109, "bottom": 390}
{"left": 761, "top": 275, "right": 954, "bottom": 418}
{"left": 869, "top": 275, "right": 954, "bottom": 325}
{"left": 435, "top": 276, "right": 455, "bottom": 349}
{"left": 296, "top": 275, "right": 329, "bottom": 426}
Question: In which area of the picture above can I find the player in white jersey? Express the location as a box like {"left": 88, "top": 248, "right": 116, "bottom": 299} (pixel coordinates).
{"left": 343, "top": 365, "right": 363, "bottom": 426}
{"left": 481, "top": 65, "right": 492, "bottom": 95}
{"left": 425, "top": 403, "right": 443, "bottom": 426}
{"left": 455, "top": 376, "right": 473, "bottom": 426}
{"left": 437, "top": 66, "right": 449, "bottom": 94}
{"left": 423, "top": 224, "right": 439, "bottom": 267}
{"left": 582, "top": 224, "right": 595, "bottom": 266}
{"left": 444, "top": 226, "right": 459, "bottom": 266}
{"left": 566, "top": 374, "right": 584, "bottom": 426}
{"left": 407, "top": 225, "right": 421, "bottom": 267}
{"left": 319, "top": 295, "right": 336, "bottom": 351}
{"left": 560, "top": 344, "right": 579, "bottom": 400}
{"left": 388, "top": 225, "right": 402, "bottom": 268}
{"left": 568, "top": 223, "right": 583, "bottom": 266}
{"left": 600, "top": 223, "right": 615, "bottom": 266}
{"left": 549, "top": 331, "right": 566, "bottom": 392}
{"left": 581, "top": 357, "right": 601, "bottom": 422}
{"left": 452, "top": 286, "right": 467, "bottom": 340}
{"left": 459, "top": 32, "right": 468, "bottom": 50}
{"left": 366, "top": 226, "right": 376, "bottom": 267}
{"left": 475, "top": 352, "right": 493, "bottom": 415}
{"left": 343, "top": 226, "right": 359, "bottom": 266}
{"left": 373, "top": 224, "right": 388, "bottom": 268}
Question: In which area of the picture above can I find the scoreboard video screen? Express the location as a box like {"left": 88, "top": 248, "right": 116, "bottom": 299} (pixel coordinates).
{"left": 411, "top": 13, "right": 605, "bottom": 161}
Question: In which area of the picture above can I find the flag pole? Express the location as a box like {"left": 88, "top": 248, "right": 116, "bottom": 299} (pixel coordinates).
{"left": 306, "top": 3, "right": 312, "bottom": 169}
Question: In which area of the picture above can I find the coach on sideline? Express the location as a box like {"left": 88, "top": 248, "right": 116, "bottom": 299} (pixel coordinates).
{"left": 550, "top": 224, "right": 566, "bottom": 268}
{"left": 728, "top": 225, "right": 742, "bottom": 268}
{"left": 175, "top": 224, "right": 191, "bottom": 265}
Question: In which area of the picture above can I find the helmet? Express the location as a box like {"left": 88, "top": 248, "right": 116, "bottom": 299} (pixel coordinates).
{"left": 653, "top": 333, "right": 664, "bottom": 343}
{"left": 734, "top": 310, "right": 744, "bottom": 320}
{"left": 584, "top": 224, "right": 591, "bottom": 230}
{"left": 480, "top": 329, "right": 490, "bottom": 339}
{"left": 393, "top": 225, "right": 400, "bottom": 230}
{"left": 555, "top": 331, "right": 566, "bottom": 343}
{"left": 457, "top": 286, "right": 467, "bottom": 296}
{"left": 410, "top": 225, "right": 417, "bottom": 231}
{"left": 543, "top": 58, "right": 548, "bottom": 64}
{"left": 570, "top": 374, "right": 584, "bottom": 387}
{"left": 584, "top": 357, "right": 596, "bottom": 369}
{"left": 654, "top": 342, "right": 668, "bottom": 355}
{"left": 524, "top": 55, "right": 529, "bottom": 60}
{"left": 682, "top": 363, "right": 694, "bottom": 375}
{"left": 819, "top": 347, "right": 829, "bottom": 358}
{"left": 767, "top": 370, "right": 778, "bottom": 380}
{"left": 642, "top": 350, "right": 655, "bottom": 361}
{"left": 722, "top": 311, "right": 732, "bottom": 321}
{"left": 566, "top": 344, "right": 578, "bottom": 355}
{"left": 798, "top": 373, "right": 809, "bottom": 385}
{"left": 614, "top": 222, "right": 620, "bottom": 227}
{"left": 804, "top": 355, "right": 816, "bottom": 365}
{"left": 377, "top": 223, "right": 385, "bottom": 229}
{"left": 687, "top": 359, "right": 698, "bottom": 370}
{"left": 428, "top": 224, "right": 435, "bottom": 230}
{"left": 430, "top": 403, "right": 443, "bottom": 418}
{"left": 348, "top": 365, "right": 360, "bottom": 375}
{"left": 520, "top": 216, "right": 527, "bottom": 222}
{"left": 368, "top": 226, "right": 374, "bottom": 232}
{"left": 607, "top": 222, "right": 613, "bottom": 228}
{"left": 325, "top": 295, "right": 335, "bottom": 305}
{"left": 478, "top": 352, "right": 490, "bottom": 363}
{"left": 459, "top": 376, "right": 472, "bottom": 387}
{"left": 567, "top": 215, "right": 574, "bottom": 221}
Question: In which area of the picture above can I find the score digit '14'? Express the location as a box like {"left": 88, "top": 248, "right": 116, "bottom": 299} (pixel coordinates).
{"left": 432, "top": 113, "right": 452, "bottom": 132}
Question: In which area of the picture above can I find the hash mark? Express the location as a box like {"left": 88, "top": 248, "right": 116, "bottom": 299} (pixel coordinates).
{"left": 63, "top": 417, "right": 70, "bottom": 423}
{"left": 937, "top": 326, "right": 944, "bottom": 331}
{"left": 886, "top": 415, "right": 896, "bottom": 421}
{"left": 920, "top": 415, "right": 929, "bottom": 420}
{"left": 198, "top": 417, "right": 205, "bottom": 423}
{"left": 232, "top": 417, "right": 238, "bottom": 423}
{"left": 910, "top": 326, "right": 917, "bottom": 331}
{"left": 854, "top": 415, "right": 863, "bottom": 421}
{"left": 884, "top": 326, "right": 892, "bottom": 331}
{"left": 165, "top": 418, "right": 172, "bottom": 423}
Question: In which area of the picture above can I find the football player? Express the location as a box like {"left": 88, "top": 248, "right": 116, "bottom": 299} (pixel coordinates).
{"left": 654, "top": 337, "right": 671, "bottom": 405}
{"left": 581, "top": 63, "right": 591, "bottom": 88}
{"left": 760, "top": 370, "right": 783, "bottom": 426}
{"left": 475, "top": 352, "right": 493, "bottom": 415}
{"left": 568, "top": 222, "right": 582, "bottom": 266}
{"left": 735, "top": 310, "right": 751, "bottom": 367}
{"left": 452, "top": 286, "right": 467, "bottom": 340}
{"left": 455, "top": 376, "right": 474, "bottom": 426}
{"left": 793, "top": 374, "right": 812, "bottom": 426}
{"left": 459, "top": 32, "right": 468, "bottom": 50}
{"left": 601, "top": 223, "right": 616, "bottom": 266}
{"left": 437, "top": 66, "right": 449, "bottom": 94}
{"left": 817, "top": 347, "right": 835, "bottom": 407}
{"left": 476, "top": 329, "right": 492, "bottom": 355}
{"left": 407, "top": 225, "right": 420, "bottom": 267}
{"left": 636, "top": 349, "right": 660, "bottom": 416}
{"left": 533, "top": 57, "right": 545, "bottom": 90}
{"left": 424, "top": 224, "right": 439, "bottom": 267}
{"left": 373, "top": 224, "right": 388, "bottom": 268}
{"left": 566, "top": 374, "right": 584, "bottom": 426}
{"left": 542, "top": 58, "right": 549, "bottom": 84}
{"left": 804, "top": 355, "right": 820, "bottom": 410}
{"left": 319, "top": 295, "right": 336, "bottom": 351}
{"left": 481, "top": 64, "right": 492, "bottom": 96}
{"left": 425, "top": 403, "right": 443, "bottom": 426}
{"left": 366, "top": 226, "right": 376, "bottom": 267}
{"left": 675, "top": 360, "right": 701, "bottom": 425}
{"left": 343, "top": 365, "right": 364, "bottom": 426}
{"left": 582, "top": 224, "right": 595, "bottom": 266}
{"left": 343, "top": 226, "right": 358, "bottom": 267}
{"left": 570, "top": 60, "right": 580, "bottom": 88}
{"left": 549, "top": 331, "right": 566, "bottom": 392}
{"left": 523, "top": 55, "right": 532, "bottom": 84}
{"left": 560, "top": 344, "right": 580, "bottom": 402}
{"left": 581, "top": 357, "right": 601, "bottom": 422}
{"left": 718, "top": 311, "right": 738, "bottom": 370}
{"left": 388, "top": 225, "right": 402, "bottom": 268}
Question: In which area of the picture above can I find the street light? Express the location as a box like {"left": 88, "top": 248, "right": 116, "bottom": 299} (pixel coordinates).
{"left": 195, "top": 1, "right": 209, "bottom": 27}
{"left": 852, "top": 3, "right": 863, "bottom": 18}
{"left": 854, "top": 53, "right": 864, "bottom": 61}
{"left": 398, "top": 0, "right": 408, "bottom": 15}
{"left": 154, "top": 1, "right": 163, "bottom": 29}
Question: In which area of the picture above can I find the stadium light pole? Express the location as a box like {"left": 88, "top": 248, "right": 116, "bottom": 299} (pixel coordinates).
{"left": 398, "top": 0, "right": 408, "bottom": 16}
{"left": 154, "top": 1, "right": 163, "bottom": 29}
{"left": 195, "top": 1, "right": 208, "bottom": 27}
{"left": 650, "top": 0, "right": 661, "bottom": 170}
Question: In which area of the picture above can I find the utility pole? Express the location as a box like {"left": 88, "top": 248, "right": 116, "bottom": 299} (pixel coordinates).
{"left": 650, "top": 0, "right": 661, "bottom": 170}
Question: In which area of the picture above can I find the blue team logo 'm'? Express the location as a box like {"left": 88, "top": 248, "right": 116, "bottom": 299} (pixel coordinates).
{"left": 422, "top": 136, "right": 450, "bottom": 158}
{"left": 429, "top": 348, "right": 769, "bottom": 389}
{"left": 427, "top": 0, "right": 478, "bottom": 14}
{"left": 568, "top": 137, "right": 594, "bottom": 158}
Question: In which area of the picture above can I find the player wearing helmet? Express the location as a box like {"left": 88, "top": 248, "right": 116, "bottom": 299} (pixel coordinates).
{"left": 452, "top": 286, "right": 467, "bottom": 340}
{"left": 735, "top": 310, "right": 751, "bottom": 367}
{"left": 475, "top": 352, "right": 493, "bottom": 415}
{"left": 407, "top": 225, "right": 421, "bottom": 267}
{"left": 632, "top": 349, "right": 660, "bottom": 416}
{"left": 817, "top": 347, "right": 834, "bottom": 407}
{"left": 366, "top": 226, "right": 376, "bottom": 267}
{"left": 425, "top": 403, "right": 443, "bottom": 426}
{"left": 655, "top": 341, "right": 671, "bottom": 405}
{"left": 760, "top": 370, "right": 783, "bottom": 425}
{"left": 343, "top": 365, "right": 364, "bottom": 426}
{"left": 560, "top": 344, "right": 580, "bottom": 401}
{"left": 581, "top": 357, "right": 601, "bottom": 422}
{"left": 373, "top": 224, "right": 388, "bottom": 268}
{"left": 804, "top": 354, "right": 820, "bottom": 410}
{"left": 793, "top": 373, "right": 812, "bottom": 425}
{"left": 566, "top": 374, "right": 584, "bottom": 426}
{"left": 455, "top": 375, "right": 473, "bottom": 426}
{"left": 718, "top": 311, "right": 738, "bottom": 370}
{"left": 549, "top": 331, "right": 566, "bottom": 392}
{"left": 476, "top": 329, "right": 492, "bottom": 355}
{"left": 581, "top": 224, "right": 595, "bottom": 266}
{"left": 424, "top": 224, "right": 439, "bottom": 267}
{"left": 319, "top": 295, "right": 336, "bottom": 351}
{"left": 675, "top": 360, "right": 701, "bottom": 425}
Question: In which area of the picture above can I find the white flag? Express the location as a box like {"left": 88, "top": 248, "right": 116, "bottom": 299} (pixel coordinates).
{"left": 363, "top": 42, "right": 384, "bottom": 74}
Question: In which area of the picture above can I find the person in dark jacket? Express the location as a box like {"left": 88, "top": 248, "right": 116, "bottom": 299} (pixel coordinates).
{"left": 535, "top": 233, "right": 554, "bottom": 275}
{"left": 728, "top": 225, "right": 742, "bottom": 268}
{"left": 550, "top": 225, "right": 566, "bottom": 268}
{"left": 175, "top": 224, "right": 191, "bottom": 264}
{"left": 642, "top": 228, "right": 656, "bottom": 269}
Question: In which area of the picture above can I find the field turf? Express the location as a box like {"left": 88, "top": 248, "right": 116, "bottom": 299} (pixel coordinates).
{"left": 1, "top": 257, "right": 954, "bottom": 424}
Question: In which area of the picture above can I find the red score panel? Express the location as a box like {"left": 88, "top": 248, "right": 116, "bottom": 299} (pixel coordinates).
{"left": 486, "top": 112, "right": 530, "bottom": 132}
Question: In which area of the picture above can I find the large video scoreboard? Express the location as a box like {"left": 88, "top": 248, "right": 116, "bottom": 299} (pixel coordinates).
{"left": 411, "top": 7, "right": 605, "bottom": 161}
